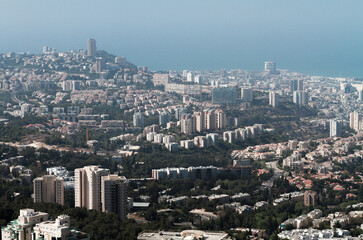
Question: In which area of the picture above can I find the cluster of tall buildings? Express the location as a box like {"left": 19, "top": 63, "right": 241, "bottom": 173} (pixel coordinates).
{"left": 293, "top": 90, "right": 309, "bottom": 106}
{"left": 33, "top": 166, "right": 128, "bottom": 220}
{"left": 290, "top": 79, "right": 304, "bottom": 92}
{"left": 60, "top": 80, "right": 81, "bottom": 91}
{"left": 42, "top": 46, "right": 56, "bottom": 54}
{"left": 182, "top": 70, "right": 203, "bottom": 84}
{"left": 223, "top": 124, "right": 263, "bottom": 144}
{"left": 290, "top": 79, "right": 309, "bottom": 106}
{"left": 180, "top": 109, "right": 226, "bottom": 135}
{"left": 74, "top": 166, "right": 128, "bottom": 219}
{"left": 180, "top": 133, "right": 220, "bottom": 149}
{"left": 145, "top": 132, "right": 178, "bottom": 152}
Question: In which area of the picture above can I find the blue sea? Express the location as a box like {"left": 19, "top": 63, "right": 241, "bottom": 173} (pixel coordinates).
{"left": 1, "top": 0, "right": 363, "bottom": 78}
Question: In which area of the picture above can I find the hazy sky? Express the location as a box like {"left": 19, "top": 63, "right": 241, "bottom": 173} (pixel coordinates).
{"left": 1, "top": 0, "right": 363, "bottom": 76}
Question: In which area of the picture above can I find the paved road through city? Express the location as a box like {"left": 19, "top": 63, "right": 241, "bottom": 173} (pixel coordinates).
{"left": 262, "top": 161, "right": 284, "bottom": 188}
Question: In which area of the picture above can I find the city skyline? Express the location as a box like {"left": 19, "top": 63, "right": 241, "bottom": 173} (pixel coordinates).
{"left": 1, "top": 0, "right": 363, "bottom": 77}
{"left": 1, "top": 1, "right": 363, "bottom": 239}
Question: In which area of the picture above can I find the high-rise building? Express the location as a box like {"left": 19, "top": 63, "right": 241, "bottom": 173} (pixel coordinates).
{"left": 87, "top": 39, "right": 97, "bottom": 57}
{"left": 264, "top": 61, "right": 278, "bottom": 74}
{"left": 187, "top": 72, "right": 194, "bottom": 82}
{"left": 350, "top": 112, "right": 361, "bottom": 131}
{"left": 290, "top": 79, "right": 304, "bottom": 92}
{"left": 215, "top": 109, "right": 226, "bottom": 129}
{"left": 298, "top": 79, "right": 304, "bottom": 91}
{"left": 359, "top": 89, "right": 363, "bottom": 101}
{"left": 181, "top": 110, "right": 226, "bottom": 134}
{"left": 101, "top": 175, "right": 128, "bottom": 220}
{"left": 204, "top": 110, "right": 216, "bottom": 130}
{"left": 330, "top": 119, "right": 342, "bottom": 137}
{"left": 269, "top": 91, "right": 280, "bottom": 108}
{"left": 194, "top": 112, "right": 205, "bottom": 132}
{"left": 290, "top": 79, "right": 298, "bottom": 92}
{"left": 181, "top": 114, "right": 194, "bottom": 135}
{"left": 33, "top": 175, "right": 64, "bottom": 205}
{"left": 241, "top": 88, "right": 253, "bottom": 102}
{"left": 212, "top": 87, "right": 237, "bottom": 105}
{"left": 133, "top": 112, "right": 144, "bottom": 127}
{"left": 194, "top": 75, "right": 203, "bottom": 84}
{"left": 74, "top": 166, "right": 110, "bottom": 211}
{"left": 293, "top": 91, "right": 309, "bottom": 106}
{"left": 159, "top": 111, "right": 171, "bottom": 127}
{"left": 182, "top": 70, "right": 189, "bottom": 78}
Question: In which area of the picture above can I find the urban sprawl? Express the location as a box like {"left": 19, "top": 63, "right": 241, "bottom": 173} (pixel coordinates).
{"left": 0, "top": 39, "right": 363, "bottom": 240}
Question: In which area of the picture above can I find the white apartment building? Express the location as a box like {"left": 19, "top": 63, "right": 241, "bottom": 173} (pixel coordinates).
{"left": 74, "top": 166, "right": 110, "bottom": 211}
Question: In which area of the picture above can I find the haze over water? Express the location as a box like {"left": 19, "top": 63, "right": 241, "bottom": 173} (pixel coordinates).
{"left": 1, "top": 0, "right": 363, "bottom": 77}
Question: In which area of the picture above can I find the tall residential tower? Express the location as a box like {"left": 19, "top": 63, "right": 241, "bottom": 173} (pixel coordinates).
{"left": 101, "top": 175, "right": 128, "bottom": 220}
{"left": 34, "top": 175, "right": 64, "bottom": 205}
{"left": 87, "top": 39, "right": 97, "bottom": 57}
{"left": 74, "top": 166, "right": 110, "bottom": 211}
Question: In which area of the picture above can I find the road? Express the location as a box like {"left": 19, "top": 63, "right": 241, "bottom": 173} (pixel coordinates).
{"left": 10, "top": 90, "right": 21, "bottom": 104}
{"left": 262, "top": 161, "right": 284, "bottom": 188}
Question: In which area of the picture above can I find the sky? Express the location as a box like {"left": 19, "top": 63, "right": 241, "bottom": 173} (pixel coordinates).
{"left": 1, "top": 0, "right": 363, "bottom": 77}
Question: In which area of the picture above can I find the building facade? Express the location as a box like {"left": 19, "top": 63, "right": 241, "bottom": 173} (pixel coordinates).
{"left": 74, "top": 166, "right": 110, "bottom": 211}
{"left": 87, "top": 39, "right": 96, "bottom": 57}
{"left": 34, "top": 175, "right": 64, "bottom": 205}
{"left": 101, "top": 175, "right": 128, "bottom": 220}
{"left": 269, "top": 91, "right": 280, "bottom": 108}
{"left": 330, "top": 119, "right": 342, "bottom": 137}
